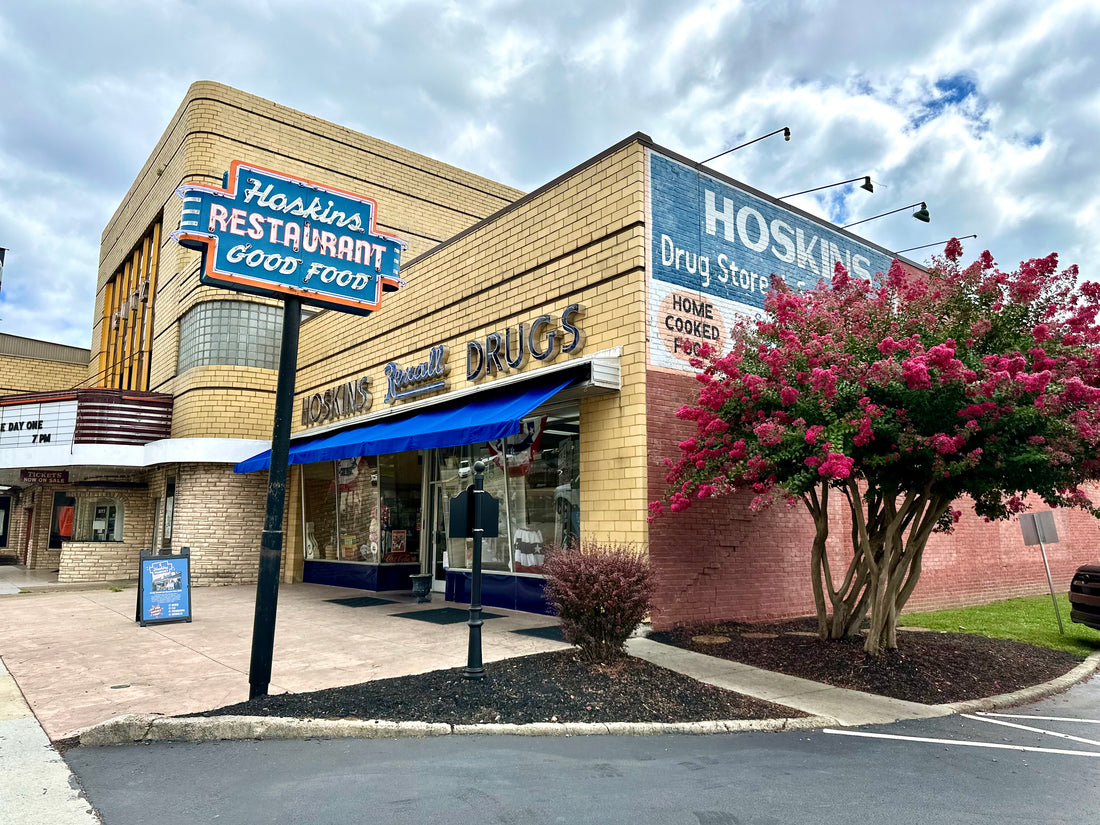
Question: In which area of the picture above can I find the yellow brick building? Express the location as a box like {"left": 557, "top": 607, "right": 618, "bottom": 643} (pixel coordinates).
{"left": 0, "top": 81, "right": 525, "bottom": 586}
{"left": 6, "top": 81, "right": 1085, "bottom": 628}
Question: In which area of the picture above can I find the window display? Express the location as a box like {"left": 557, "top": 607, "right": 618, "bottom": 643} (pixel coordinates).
{"left": 298, "top": 404, "right": 578, "bottom": 577}
{"left": 73, "top": 498, "right": 124, "bottom": 542}
{"left": 378, "top": 452, "right": 421, "bottom": 563}
{"left": 301, "top": 457, "right": 382, "bottom": 562}
{"left": 427, "top": 405, "right": 580, "bottom": 577}
{"left": 49, "top": 492, "right": 76, "bottom": 549}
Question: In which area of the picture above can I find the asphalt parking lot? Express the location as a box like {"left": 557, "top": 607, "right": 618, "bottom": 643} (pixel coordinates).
{"left": 824, "top": 673, "right": 1100, "bottom": 761}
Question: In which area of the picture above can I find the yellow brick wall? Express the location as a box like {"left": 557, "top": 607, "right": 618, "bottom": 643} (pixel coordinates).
{"left": 294, "top": 139, "right": 650, "bottom": 548}
{"left": 94, "top": 80, "right": 523, "bottom": 439}
{"left": 142, "top": 463, "right": 288, "bottom": 586}
{"left": 57, "top": 486, "right": 154, "bottom": 582}
{"left": 0, "top": 356, "right": 89, "bottom": 394}
{"left": 167, "top": 364, "right": 279, "bottom": 439}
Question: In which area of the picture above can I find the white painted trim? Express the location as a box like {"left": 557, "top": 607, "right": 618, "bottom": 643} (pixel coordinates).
{"left": 0, "top": 438, "right": 271, "bottom": 470}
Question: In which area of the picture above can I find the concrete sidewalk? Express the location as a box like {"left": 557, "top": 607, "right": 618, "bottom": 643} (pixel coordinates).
{"left": 0, "top": 658, "right": 101, "bottom": 824}
{"left": 626, "top": 637, "right": 947, "bottom": 726}
{"left": 0, "top": 581, "right": 571, "bottom": 740}
{"left": 2, "top": 576, "right": 1096, "bottom": 744}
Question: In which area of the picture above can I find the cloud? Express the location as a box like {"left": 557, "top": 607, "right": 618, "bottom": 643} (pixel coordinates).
{"left": 0, "top": 0, "right": 1098, "bottom": 348}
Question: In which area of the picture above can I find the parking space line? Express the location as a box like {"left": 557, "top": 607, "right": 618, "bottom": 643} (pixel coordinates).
{"left": 977, "top": 712, "right": 1100, "bottom": 725}
{"left": 823, "top": 729, "right": 1100, "bottom": 758}
{"left": 963, "top": 714, "right": 1100, "bottom": 748}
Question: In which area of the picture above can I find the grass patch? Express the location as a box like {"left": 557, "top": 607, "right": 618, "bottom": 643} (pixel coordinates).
{"left": 901, "top": 594, "right": 1100, "bottom": 658}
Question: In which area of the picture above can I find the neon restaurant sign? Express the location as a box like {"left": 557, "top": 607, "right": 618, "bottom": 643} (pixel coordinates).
{"left": 171, "top": 162, "right": 408, "bottom": 700}
{"left": 171, "top": 161, "right": 407, "bottom": 315}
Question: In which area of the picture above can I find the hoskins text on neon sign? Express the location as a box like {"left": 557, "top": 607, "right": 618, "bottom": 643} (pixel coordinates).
{"left": 171, "top": 161, "right": 407, "bottom": 315}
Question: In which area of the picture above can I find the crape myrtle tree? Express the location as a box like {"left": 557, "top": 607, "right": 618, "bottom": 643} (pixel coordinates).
{"left": 651, "top": 240, "right": 1100, "bottom": 655}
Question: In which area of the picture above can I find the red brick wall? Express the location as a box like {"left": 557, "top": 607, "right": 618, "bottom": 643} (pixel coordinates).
{"left": 645, "top": 367, "right": 1100, "bottom": 630}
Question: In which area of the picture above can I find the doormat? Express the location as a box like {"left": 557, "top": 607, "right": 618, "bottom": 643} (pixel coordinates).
{"left": 510, "top": 625, "right": 564, "bottom": 642}
{"left": 324, "top": 596, "right": 397, "bottom": 608}
{"left": 392, "top": 607, "right": 505, "bottom": 624}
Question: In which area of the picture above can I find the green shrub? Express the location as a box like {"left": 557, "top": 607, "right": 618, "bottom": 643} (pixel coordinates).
{"left": 543, "top": 541, "right": 653, "bottom": 663}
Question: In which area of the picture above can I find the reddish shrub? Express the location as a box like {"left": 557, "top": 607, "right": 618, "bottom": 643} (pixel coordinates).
{"left": 543, "top": 541, "right": 653, "bottom": 662}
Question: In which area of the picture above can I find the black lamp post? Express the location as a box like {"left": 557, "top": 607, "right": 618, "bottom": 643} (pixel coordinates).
{"left": 701, "top": 126, "right": 791, "bottom": 165}
{"left": 464, "top": 460, "right": 487, "bottom": 680}
{"left": 843, "top": 202, "right": 930, "bottom": 229}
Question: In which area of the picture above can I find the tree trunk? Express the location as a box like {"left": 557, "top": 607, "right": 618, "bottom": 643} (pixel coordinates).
{"left": 805, "top": 483, "right": 868, "bottom": 640}
{"left": 806, "top": 481, "right": 951, "bottom": 654}
{"left": 859, "top": 490, "right": 949, "bottom": 655}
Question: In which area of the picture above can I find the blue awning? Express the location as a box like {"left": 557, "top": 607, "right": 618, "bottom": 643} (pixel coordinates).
{"left": 234, "top": 374, "right": 575, "bottom": 473}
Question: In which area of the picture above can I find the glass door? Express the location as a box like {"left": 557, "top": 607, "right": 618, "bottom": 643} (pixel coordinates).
{"left": 377, "top": 451, "right": 422, "bottom": 564}
{"left": 428, "top": 447, "right": 470, "bottom": 592}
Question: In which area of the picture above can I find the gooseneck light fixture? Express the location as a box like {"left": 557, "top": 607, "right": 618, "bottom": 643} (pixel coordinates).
{"left": 896, "top": 234, "right": 977, "bottom": 254}
{"left": 843, "top": 201, "right": 930, "bottom": 229}
{"left": 780, "top": 176, "right": 874, "bottom": 199}
{"left": 701, "top": 127, "right": 791, "bottom": 165}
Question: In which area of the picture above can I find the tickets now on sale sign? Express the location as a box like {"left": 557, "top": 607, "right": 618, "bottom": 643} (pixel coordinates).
{"left": 171, "top": 162, "right": 407, "bottom": 315}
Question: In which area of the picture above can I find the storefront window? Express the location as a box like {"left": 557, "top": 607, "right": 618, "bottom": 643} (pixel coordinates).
{"left": 298, "top": 404, "right": 578, "bottom": 577}
{"left": 301, "top": 457, "right": 381, "bottom": 562}
{"left": 429, "top": 406, "right": 580, "bottom": 576}
{"left": 337, "top": 456, "right": 380, "bottom": 562}
{"left": 73, "top": 498, "right": 124, "bottom": 542}
{"left": 378, "top": 452, "right": 420, "bottom": 563}
{"left": 49, "top": 492, "right": 76, "bottom": 549}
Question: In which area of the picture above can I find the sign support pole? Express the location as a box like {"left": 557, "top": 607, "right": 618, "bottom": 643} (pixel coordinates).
{"left": 248, "top": 297, "right": 301, "bottom": 698}
{"left": 464, "top": 460, "right": 486, "bottom": 680}
{"left": 1037, "top": 537, "right": 1065, "bottom": 635}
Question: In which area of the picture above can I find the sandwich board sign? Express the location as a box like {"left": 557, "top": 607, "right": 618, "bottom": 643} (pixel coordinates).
{"left": 136, "top": 548, "right": 192, "bottom": 626}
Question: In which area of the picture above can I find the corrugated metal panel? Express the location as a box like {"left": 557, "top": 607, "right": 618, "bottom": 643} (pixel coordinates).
{"left": 74, "top": 392, "right": 173, "bottom": 445}
{"left": 0, "top": 333, "right": 90, "bottom": 364}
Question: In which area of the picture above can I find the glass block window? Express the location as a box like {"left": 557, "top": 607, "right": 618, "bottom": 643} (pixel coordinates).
{"left": 177, "top": 301, "right": 283, "bottom": 372}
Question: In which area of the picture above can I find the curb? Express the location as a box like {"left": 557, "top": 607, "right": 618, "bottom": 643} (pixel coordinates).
{"left": 74, "top": 651, "right": 1100, "bottom": 747}
{"left": 77, "top": 713, "right": 832, "bottom": 746}
{"left": 931, "top": 649, "right": 1100, "bottom": 716}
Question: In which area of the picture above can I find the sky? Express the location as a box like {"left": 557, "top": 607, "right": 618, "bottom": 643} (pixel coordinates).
{"left": 1, "top": 0, "right": 1098, "bottom": 349}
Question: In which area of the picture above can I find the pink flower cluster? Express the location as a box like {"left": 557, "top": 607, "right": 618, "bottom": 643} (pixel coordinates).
{"left": 654, "top": 242, "right": 1100, "bottom": 524}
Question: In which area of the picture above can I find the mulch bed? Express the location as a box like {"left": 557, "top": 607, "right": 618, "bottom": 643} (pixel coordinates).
{"left": 185, "top": 620, "right": 1087, "bottom": 727}
{"left": 649, "top": 617, "right": 1085, "bottom": 705}
{"left": 191, "top": 649, "right": 803, "bottom": 725}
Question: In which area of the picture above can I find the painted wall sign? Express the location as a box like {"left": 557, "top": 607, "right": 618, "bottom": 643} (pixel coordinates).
{"left": 467, "top": 304, "right": 585, "bottom": 381}
{"left": 136, "top": 548, "right": 192, "bottom": 627}
{"left": 384, "top": 345, "right": 448, "bottom": 404}
{"left": 20, "top": 469, "right": 69, "bottom": 484}
{"left": 648, "top": 150, "right": 894, "bottom": 371}
{"left": 301, "top": 375, "right": 373, "bottom": 427}
{"left": 0, "top": 400, "right": 77, "bottom": 449}
{"left": 657, "top": 291, "right": 727, "bottom": 364}
{"left": 171, "top": 161, "right": 407, "bottom": 315}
